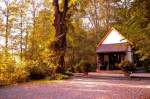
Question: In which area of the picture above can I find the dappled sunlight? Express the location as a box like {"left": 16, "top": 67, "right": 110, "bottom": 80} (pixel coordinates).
{"left": 72, "top": 88, "right": 110, "bottom": 93}
{"left": 69, "top": 78, "right": 150, "bottom": 89}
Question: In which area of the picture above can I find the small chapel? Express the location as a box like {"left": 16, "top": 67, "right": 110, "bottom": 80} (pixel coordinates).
{"left": 96, "top": 27, "right": 133, "bottom": 70}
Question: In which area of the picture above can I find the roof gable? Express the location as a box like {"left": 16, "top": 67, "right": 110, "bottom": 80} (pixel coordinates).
{"left": 102, "top": 28, "right": 127, "bottom": 44}
{"left": 96, "top": 27, "right": 132, "bottom": 53}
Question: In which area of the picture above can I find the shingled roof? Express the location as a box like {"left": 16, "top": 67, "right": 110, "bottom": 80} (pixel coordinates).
{"left": 96, "top": 43, "right": 128, "bottom": 53}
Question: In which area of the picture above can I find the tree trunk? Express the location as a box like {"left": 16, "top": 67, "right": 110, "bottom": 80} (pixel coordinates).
{"left": 53, "top": 0, "right": 68, "bottom": 73}
{"left": 5, "top": 11, "right": 9, "bottom": 49}
{"left": 20, "top": 6, "right": 23, "bottom": 61}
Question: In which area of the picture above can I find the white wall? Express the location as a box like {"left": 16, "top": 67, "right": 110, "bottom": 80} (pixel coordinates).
{"left": 102, "top": 29, "right": 127, "bottom": 44}
{"left": 126, "top": 46, "right": 133, "bottom": 62}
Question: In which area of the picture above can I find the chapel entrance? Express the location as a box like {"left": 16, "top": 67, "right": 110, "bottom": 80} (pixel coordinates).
{"left": 97, "top": 52, "right": 126, "bottom": 70}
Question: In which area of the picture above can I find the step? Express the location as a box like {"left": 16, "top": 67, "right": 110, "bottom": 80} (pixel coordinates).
{"left": 130, "top": 73, "right": 150, "bottom": 78}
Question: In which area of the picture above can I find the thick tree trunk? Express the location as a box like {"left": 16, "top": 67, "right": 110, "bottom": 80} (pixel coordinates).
{"left": 53, "top": 0, "right": 68, "bottom": 73}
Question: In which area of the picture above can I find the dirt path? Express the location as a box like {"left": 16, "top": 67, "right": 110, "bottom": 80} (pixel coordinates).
{"left": 0, "top": 78, "right": 150, "bottom": 99}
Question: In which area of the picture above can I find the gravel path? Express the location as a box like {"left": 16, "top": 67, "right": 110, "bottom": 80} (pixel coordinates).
{"left": 0, "top": 78, "right": 150, "bottom": 99}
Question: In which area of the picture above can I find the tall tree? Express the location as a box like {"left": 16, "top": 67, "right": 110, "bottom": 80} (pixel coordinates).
{"left": 27, "top": 0, "right": 42, "bottom": 60}
{"left": 1, "top": 0, "right": 12, "bottom": 49}
{"left": 0, "top": 0, "right": 19, "bottom": 51}
{"left": 16, "top": 0, "right": 29, "bottom": 61}
{"left": 52, "top": 0, "right": 69, "bottom": 73}
{"left": 113, "top": 0, "right": 150, "bottom": 60}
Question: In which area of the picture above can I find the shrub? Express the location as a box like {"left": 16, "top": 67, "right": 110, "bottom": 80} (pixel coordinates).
{"left": 88, "top": 64, "right": 97, "bottom": 72}
{"left": 75, "top": 64, "right": 82, "bottom": 73}
{"left": 142, "top": 59, "right": 150, "bottom": 72}
{"left": 25, "top": 61, "right": 51, "bottom": 80}
{"left": 0, "top": 67, "right": 29, "bottom": 86}
{"left": 144, "top": 66, "right": 150, "bottom": 72}
{"left": 13, "top": 67, "right": 29, "bottom": 83}
{"left": 0, "top": 51, "right": 29, "bottom": 86}
{"left": 0, "top": 51, "right": 16, "bottom": 86}
{"left": 55, "top": 73, "right": 69, "bottom": 80}
{"left": 118, "top": 60, "right": 136, "bottom": 73}
{"left": 63, "top": 69, "right": 73, "bottom": 76}
{"left": 75, "top": 60, "right": 91, "bottom": 73}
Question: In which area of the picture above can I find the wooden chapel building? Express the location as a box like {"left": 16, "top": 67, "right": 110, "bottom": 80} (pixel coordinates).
{"left": 96, "top": 27, "right": 133, "bottom": 70}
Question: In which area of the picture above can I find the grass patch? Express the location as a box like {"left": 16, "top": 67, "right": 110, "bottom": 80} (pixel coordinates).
{"left": 30, "top": 78, "right": 64, "bottom": 84}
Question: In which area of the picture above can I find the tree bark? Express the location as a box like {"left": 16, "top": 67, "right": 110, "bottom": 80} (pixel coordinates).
{"left": 3, "top": 0, "right": 9, "bottom": 50}
{"left": 53, "top": 0, "right": 69, "bottom": 73}
{"left": 20, "top": 2, "right": 23, "bottom": 61}
{"left": 5, "top": 13, "right": 9, "bottom": 49}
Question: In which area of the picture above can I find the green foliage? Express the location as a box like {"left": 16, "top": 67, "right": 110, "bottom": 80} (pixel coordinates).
{"left": 55, "top": 73, "right": 69, "bottom": 80}
{"left": 114, "top": 0, "right": 150, "bottom": 60}
{"left": 144, "top": 66, "right": 150, "bottom": 73}
{"left": 13, "top": 67, "right": 29, "bottom": 83}
{"left": 142, "top": 59, "right": 150, "bottom": 73}
{"left": 0, "top": 50, "right": 28, "bottom": 86}
{"left": 23, "top": 9, "right": 58, "bottom": 80}
{"left": 75, "top": 60, "right": 92, "bottom": 73}
{"left": 25, "top": 60, "right": 52, "bottom": 80}
{"left": 63, "top": 70, "right": 73, "bottom": 76}
{"left": 118, "top": 61, "right": 136, "bottom": 73}
{"left": 0, "top": 51, "right": 15, "bottom": 86}
{"left": 66, "top": 15, "right": 97, "bottom": 69}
